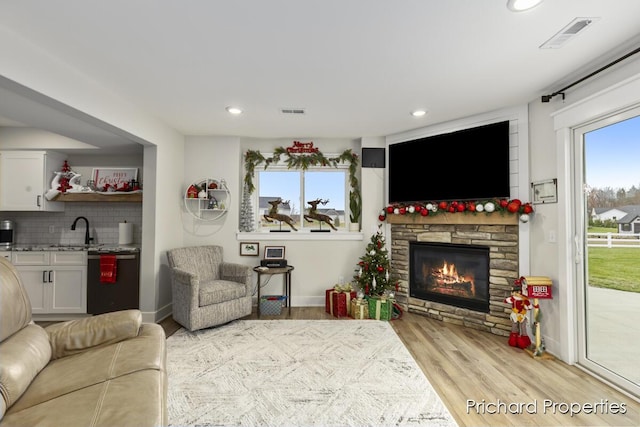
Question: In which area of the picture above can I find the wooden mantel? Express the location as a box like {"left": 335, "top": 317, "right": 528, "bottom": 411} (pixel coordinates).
{"left": 385, "top": 212, "right": 519, "bottom": 225}
{"left": 53, "top": 192, "right": 142, "bottom": 202}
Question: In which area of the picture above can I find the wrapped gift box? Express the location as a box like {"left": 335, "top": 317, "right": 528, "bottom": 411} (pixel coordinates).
{"left": 368, "top": 296, "right": 393, "bottom": 321}
{"left": 350, "top": 298, "right": 369, "bottom": 319}
{"left": 325, "top": 289, "right": 356, "bottom": 317}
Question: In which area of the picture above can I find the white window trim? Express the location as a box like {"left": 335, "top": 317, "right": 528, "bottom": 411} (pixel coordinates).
{"left": 240, "top": 153, "right": 363, "bottom": 241}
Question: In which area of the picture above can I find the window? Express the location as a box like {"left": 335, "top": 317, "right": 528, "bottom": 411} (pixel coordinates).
{"left": 258, "top": 167, "right": 348, "bottom": 231}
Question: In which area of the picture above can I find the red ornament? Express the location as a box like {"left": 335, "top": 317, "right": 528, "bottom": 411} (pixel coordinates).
{"left": 399, "top": 207, "right": 406, "bottom": 215}
{"left": 420, "top": 209, "right": 429, "bottom": 216}
{"left": 448, "top": 205, "right": 455, "bottom": 213}
{"left": 499, "top": 199, "right": 509, "bottom": 208}
{"left": 438, "top": 201, "right": 448, "bottom": 210}
{"left": 414, "top": 206, "right": 422, "bottom": 214}
{"left": 377, "top": 266, "right": 384, "bottom": 272}
{"left": 386, "top": 206, "right": 394, "bottom": 213}
{"left": 457, "top": 203, "right": 465, "bottom": 212}
{"left": 507, "top": 201, "right": 520, "bottom": 213}
{"left": 467, "top": 202, "right": 476, "bottom": 212}
{"left": 522, "top": 204, "right": 533, "bottom": 214}
{"left": 378, "top": 215, "right": 386, "bottom": 221}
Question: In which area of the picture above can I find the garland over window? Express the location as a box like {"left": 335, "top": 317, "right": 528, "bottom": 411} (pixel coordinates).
{"left": 243, "top": 145, "right": 359, "bottom": 200}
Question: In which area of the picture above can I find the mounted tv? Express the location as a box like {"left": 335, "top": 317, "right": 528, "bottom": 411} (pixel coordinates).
{"left": 388, "top": 120, "right": 511, "bottom": 203}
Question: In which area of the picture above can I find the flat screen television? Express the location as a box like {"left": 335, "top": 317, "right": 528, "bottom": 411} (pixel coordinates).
{"left": 388, "top": 120, "right": 510, "bottom": 203}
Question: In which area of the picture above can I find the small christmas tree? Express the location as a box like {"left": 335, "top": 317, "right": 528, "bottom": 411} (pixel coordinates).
{"left": 353, "top": 225, "right": 396, "bottom": 296}
{"left": 239, "top": 182, "right": 255, "bottom": 232}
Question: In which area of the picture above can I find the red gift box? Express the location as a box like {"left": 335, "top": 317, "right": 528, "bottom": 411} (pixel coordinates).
{"left": 326, "top": 290, "right": 356, "bottom": 318}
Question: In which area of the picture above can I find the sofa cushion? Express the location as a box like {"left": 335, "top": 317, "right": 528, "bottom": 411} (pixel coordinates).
{"left": 0, "top": 324, "right": 51, "bottom": 420}
{"left": 46, "top": 309, "right": 142, "bottom": 359}
{"left": 1, "top": 369, "right": 166, "bottom": 427}
{"left": 199, "top": 279, "right": 247, "bottom": 306}
{"left": 7, "top": 323, "right": 165, "bottom": 416}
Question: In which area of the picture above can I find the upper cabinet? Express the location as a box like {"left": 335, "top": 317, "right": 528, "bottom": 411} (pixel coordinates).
{"left": 0, "top": 151, "right": 65, "bottom": 212}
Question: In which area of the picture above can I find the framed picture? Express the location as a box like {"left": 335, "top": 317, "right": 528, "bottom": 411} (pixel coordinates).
{"left": 531, "top": 179, "right": 558, "bottom": 204}
{"left": 264, "top": 246, "right": 285, "bottom": 260}
{"left": 92, "top": 168, "right": 138, "bottom": 191}
{"left": 240, "top": 242, "right": 259, "bottom": 256}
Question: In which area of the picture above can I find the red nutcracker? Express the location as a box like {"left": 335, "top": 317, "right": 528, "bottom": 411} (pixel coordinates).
{"left": 504, "top": 279, "right": 534, "bottom": 349}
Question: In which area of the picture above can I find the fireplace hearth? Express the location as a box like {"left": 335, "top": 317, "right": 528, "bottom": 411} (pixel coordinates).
{"left": 410, "top": 242, "right": 490, "bottom": 313}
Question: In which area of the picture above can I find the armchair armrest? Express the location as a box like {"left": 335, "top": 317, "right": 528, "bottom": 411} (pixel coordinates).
{"left": 221, "top": 262, "right": 253, "bottom": 291}
{"left": 171, "top": 267, "right": 199, "bottom": 286}
{"left": 45, "top": 309, "right": 142, "bottom": 359}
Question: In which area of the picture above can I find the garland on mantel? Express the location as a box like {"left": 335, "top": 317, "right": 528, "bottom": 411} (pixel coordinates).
{"left": 379, "top": 198, "right": 534, "bottom": 222}
{"left": 243, "top": 146, "right": 359, "bottom": 196}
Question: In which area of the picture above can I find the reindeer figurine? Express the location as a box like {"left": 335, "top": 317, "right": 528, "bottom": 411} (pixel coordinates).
{"left": 304, "top": 198, "right": 337, "bottom": 231}
{"left": 264, "top": 198, "right": 298, "bottom": 231}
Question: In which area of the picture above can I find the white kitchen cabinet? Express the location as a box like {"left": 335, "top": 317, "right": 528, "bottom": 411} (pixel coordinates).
{"left": 11, "top": 251, "right": 87, "bottom": 314}
{"left": 0, "top": 150, "right": 65, "bottom": 211}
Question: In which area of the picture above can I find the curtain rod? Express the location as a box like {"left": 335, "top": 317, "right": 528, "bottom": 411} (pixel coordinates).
{"left": 541, "top": 45, "right": 640, "bottom": 102}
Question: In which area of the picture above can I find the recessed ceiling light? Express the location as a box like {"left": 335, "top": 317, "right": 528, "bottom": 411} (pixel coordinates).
{"left": 226, "top": 106, "right": 243, "bottom": 115}
{"left": 507, "top": 0, "right": 543, "bottom": 12}
{"left": 411, "top": 110, "right": 427, "bottom": 117}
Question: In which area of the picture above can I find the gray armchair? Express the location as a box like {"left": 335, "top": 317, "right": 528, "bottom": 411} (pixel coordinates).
{"left": 167, "top": 245, "right": 253, "bottom": 331}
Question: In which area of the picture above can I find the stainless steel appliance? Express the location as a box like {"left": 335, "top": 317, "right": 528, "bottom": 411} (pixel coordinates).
{"left": 87, "top": 249, "right": 140, "bottom": 315}
{"left": 1, "top": 220, "right": 15, "bottom": 248}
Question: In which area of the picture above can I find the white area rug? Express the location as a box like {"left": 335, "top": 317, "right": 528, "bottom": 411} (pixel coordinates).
{"left": 167, "top": 320, "right": 457, "bottom": 427}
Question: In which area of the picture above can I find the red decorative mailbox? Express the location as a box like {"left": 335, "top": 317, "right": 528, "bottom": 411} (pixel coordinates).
{"left": 520, "top": 276, "right": 553, "bottom": 299}
{"left": 519, "top": 276, "right": 553, "bottom": 358}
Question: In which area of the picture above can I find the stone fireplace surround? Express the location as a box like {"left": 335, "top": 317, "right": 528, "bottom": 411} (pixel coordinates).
{"left": 388, "top": 213, "right": 519, "bottom": 336}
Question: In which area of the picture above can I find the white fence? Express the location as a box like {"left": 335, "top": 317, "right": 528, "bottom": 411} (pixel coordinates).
{"left": 587, "top": 232, "right": 640, "bottom": 248}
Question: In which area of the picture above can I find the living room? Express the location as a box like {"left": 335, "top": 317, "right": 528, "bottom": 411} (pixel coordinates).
{"left": 1, "top": 2, "right": 639, "bottom": 426}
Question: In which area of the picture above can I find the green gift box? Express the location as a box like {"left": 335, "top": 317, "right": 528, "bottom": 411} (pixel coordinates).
{"left": 368, "top": 296, "right": 393, "bottom": 321}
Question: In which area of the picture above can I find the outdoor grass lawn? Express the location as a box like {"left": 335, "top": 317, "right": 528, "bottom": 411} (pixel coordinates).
{"left": 588, "top": 247, "right": 640, "bottom": 293}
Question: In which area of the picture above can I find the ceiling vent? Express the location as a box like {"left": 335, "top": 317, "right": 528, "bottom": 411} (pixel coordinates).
{"left": 540, "top": 17, "right": 599, "bottom": 49}
{"left": 280, "top": 108, "right": 306, "bottom": 115}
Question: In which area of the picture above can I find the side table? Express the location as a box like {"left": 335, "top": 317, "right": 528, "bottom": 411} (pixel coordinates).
{"left": 253, "top": 265, "right": 294, "bottom": 318}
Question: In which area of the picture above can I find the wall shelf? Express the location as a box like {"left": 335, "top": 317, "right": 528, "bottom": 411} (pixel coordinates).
{"left": 184, "top": 179, "right": 229, "bottom": 221}
{"left": 53, "top": 192, "right": 142, "bottom": 202}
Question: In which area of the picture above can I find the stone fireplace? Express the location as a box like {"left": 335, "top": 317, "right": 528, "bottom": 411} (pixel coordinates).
{"left": 388, "top": 213, "right": 519, "bottom": 336}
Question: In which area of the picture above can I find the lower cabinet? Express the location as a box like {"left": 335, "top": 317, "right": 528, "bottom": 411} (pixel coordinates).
{"left": 12, "top": 251, "right": 87, "bottom": 314}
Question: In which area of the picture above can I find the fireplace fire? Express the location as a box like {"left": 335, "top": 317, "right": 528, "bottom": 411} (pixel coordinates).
{"left": 410, "top": 242, "right": 490, "bottom": 312}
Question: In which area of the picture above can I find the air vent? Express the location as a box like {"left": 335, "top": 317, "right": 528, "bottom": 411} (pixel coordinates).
{"left": 540, "top": 17, "right": 599, "bottom": 49}
{"left": 280, "top": 108, "right": 306, "bottom": 115}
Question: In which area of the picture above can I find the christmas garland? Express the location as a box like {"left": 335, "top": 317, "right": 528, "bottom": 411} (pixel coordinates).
{"left": 244, "top": 147, "right": 358, "bottom": 193}
{"left": 379, "top": 198, "right": 534, "bottom": 222}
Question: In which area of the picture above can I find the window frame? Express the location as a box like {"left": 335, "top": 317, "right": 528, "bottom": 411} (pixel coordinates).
{"left": 256, "top": 159, "right": 350, "bottom": 232}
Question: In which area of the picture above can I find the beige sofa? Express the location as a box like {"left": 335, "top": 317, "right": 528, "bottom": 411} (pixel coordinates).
{"left": 0, "top": 257, "right": 167, "bottom": 427}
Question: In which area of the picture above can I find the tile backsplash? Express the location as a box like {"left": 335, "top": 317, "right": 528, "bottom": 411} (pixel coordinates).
{"left": 1, "top": 202, "right": 142, "bottom": 246}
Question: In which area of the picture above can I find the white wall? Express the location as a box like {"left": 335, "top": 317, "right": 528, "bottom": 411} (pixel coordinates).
{"left": 183, "top": 136, "right": 371, "bottom": 306}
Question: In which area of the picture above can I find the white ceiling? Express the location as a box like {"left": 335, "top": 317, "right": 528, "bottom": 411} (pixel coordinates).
{"left": 1, "top": 1, "right": 640, "bottom": 152}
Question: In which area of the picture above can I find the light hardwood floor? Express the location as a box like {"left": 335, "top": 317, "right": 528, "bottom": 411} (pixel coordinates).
{"left": 162, "top": 307, "right": 639, "bottom": 427}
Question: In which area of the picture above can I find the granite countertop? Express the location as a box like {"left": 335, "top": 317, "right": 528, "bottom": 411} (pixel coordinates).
{"left": 10, "top": 244, "right": 140, "bottom": 253}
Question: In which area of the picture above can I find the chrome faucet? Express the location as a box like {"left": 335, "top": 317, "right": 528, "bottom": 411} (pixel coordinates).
{"left": 71, "top": 216, "right": 93, "bottom": 246}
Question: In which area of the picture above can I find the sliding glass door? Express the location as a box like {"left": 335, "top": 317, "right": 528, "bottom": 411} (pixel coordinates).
{"left": 574, "top": 106, "right": 640, "bottom": 399}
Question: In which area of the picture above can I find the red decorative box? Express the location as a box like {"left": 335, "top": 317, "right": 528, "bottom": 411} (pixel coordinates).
{"left": 520, "top": 276, "right": 553, "bottom": 299}
{"left": 325, "top": 289, "right": 357, "bottom": 317}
